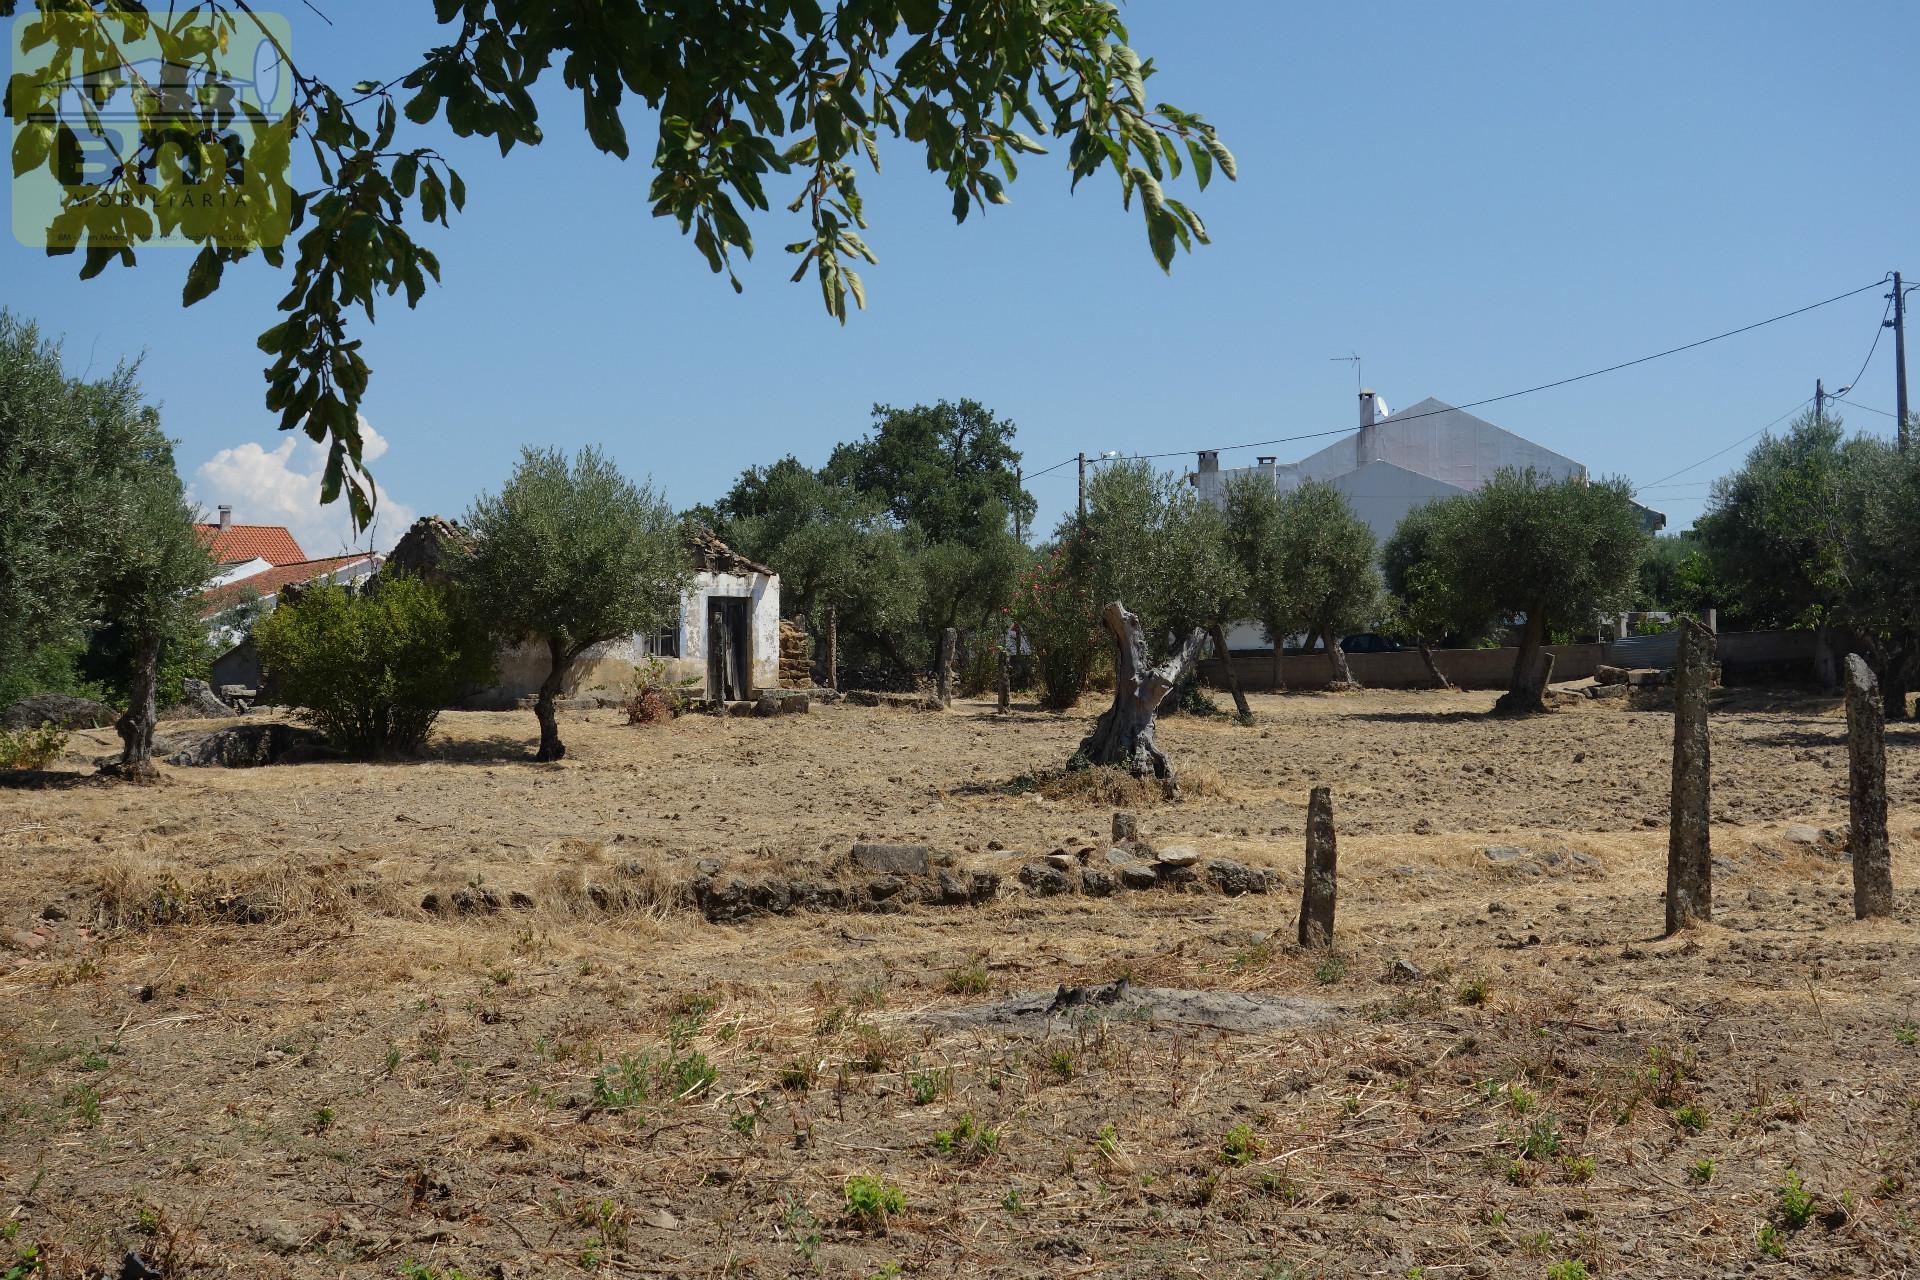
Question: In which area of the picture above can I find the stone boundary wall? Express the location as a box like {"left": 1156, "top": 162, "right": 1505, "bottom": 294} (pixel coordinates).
{"left": 1198, "top": 643, "right": 1609, "bottom": 692}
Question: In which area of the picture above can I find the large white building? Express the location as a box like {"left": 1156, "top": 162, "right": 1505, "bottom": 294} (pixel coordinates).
{"left": 1194, "top": 390, "right": 1661, "bottom": 543}
{"left": 1195, "top": 391, "right": 1662, "bottom": 650}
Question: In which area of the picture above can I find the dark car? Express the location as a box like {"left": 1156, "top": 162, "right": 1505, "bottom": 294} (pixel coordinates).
{"left": 1338, "top": 633, "right": 1406, "bottom": 654}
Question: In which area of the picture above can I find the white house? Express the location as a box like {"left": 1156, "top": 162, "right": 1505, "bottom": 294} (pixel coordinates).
{"left": 1195, "top": 391, "right": 1664, "bottom": 649}
{"left": 379, "top": 519, "right": 784, "bottom": 705}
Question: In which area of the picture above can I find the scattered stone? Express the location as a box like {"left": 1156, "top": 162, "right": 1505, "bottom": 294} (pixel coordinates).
{"left": 165, "top": 724, "right": 327, "bottom": 768}
{"left": 1154, "top": 862, "right": 1199, "bottom": 890}
{"left": 1103, "top": 846, "right": 1137, "bottom": 865}
{"left": 508, "top": 891, "right": 536, "bottom": 910}
{"left": 1387, "top": 959, "right": 1422, "bottom": 984}
{"left": 180, "top": 678, "right": 234, "bottom": 718}
{"left": 2, "top": 927, "right": 49, "bottom": 953}
{"left": 1482, "top": 845, "right": 1526, "bottom": 864}
{"left": 696, "top": 858, "right": 723, "bottom": 876}
{"left": 1018, "top": 862, "right": 1074, "bottom": 897}
{"left": 1154, "top": 845, "right": 1200, "bottom": 868}
{"left": 1112, "top": 811, "right": 1137, "bottom": 843}
{"left": 641, "top": 1207, "right": 680, "bottom": 1231}
{"left": 1486, "top": 900, "right": 1511, "bottom": 915}
{"left": 1, "top": 693, "right": 116, "bottom": 731}
{"left": 849, "top": 842, "right": 932, "bottom": 876}
{"left": 1587, "top": 682, "right": 1629, "bottom": 700}
{"left": 1119, "top": 864, "right": 1160, "bottom": 890}
{"left": 118, "top": 1252, "right": 164, "bottom": 1280}
{"left": 1080, "top": 866, "right": 1119, "bottom": 897}
{"left": 1412, "top": 817, "right": 1434, "bottom": 835}
{"left": 936, "top": 870, "right": 973, "bottom": 905}
{"left": 1045, "top": 852, "right": 1075, "bottom": 871}
{"left": 1205, "top": 859, "right": 1270, "bottom": 896}
{"left": 41, "top": 903, "right": 67, "bottom": 921}
{"left": 1594, "top": 664, "right": 1629, "bottom": 686}
{"left": 420, "top": 892, "right": 443, "bottom": 914}
{"left": 866, "top": 876, "right": 904, "bottom": 901}
{"left": 254, "top": 1219, "right": 304, "bottom": 1255}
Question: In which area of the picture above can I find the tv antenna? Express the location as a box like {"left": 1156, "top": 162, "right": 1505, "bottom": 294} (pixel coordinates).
{"left": 1330, "top": 353, "right": 1362, "bottom": 394}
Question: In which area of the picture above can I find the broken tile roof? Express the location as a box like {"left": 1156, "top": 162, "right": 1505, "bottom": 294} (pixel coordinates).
{"left": 198, "top": 554, "right": 378, "bottom": 619}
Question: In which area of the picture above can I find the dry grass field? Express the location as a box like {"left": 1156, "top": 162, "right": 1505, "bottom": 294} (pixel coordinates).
{"left": 2, "top": 687, "right": 1917, "bottom": 1279}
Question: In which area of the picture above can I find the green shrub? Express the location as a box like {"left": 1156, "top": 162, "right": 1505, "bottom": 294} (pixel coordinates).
{"left": 1008, "top": 539, "right": 1096, "bottom": 710}
{"left": 254, "top": 578, "right": 492, "bottom": 756}
{"left": 0, "top": 723, "right": 67, "bottom": 770}
{"left": 843, "top": 1175, "right": 904, "bottom": 1230}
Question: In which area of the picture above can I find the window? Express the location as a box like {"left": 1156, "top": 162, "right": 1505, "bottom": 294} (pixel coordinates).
{"left": 644, "top": 607, "right": 681, "bottom": 658}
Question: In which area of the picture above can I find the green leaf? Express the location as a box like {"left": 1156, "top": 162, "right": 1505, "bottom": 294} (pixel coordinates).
{"left": 182, "top": 245, "right": 223, "bottom": 306}
{"left": 1185, "top": 138, "right": 1212, "bottom": 191}
{"left": 11, "top": 122, "right": 53, "bottom": 178}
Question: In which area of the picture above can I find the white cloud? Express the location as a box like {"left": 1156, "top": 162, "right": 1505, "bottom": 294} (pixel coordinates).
{"left": 193, "top": 415, "right": 417, "bottom": 557}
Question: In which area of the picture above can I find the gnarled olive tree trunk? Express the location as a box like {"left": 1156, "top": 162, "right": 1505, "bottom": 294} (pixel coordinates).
{"left": 109, "top": 632, "right": 162, "bottom": 781}
{"left": 1417, "top": 641, "right": 1455, "bottom": 691}
{"left": 1494, "top": 613, "right": 1553, "bottom": 715}
{"left": 1077, "top": 602, "right": 1208, "bottom": 783}
{"left": 1210, "top": 624, "right": 1251, "bottom": 719}
{"left": 534, "top": 635, "right": 574, "bottom": 762}
{"left": 1322, "top": 625, "right": 1359, "bottom": 689}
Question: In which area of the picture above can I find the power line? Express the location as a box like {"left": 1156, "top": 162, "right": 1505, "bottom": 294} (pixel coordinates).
{"left": 1831, "top": 292, "right": 1894, "bottom": 402}
{"left": 1636, "top": 398, "right": 1812, "bottom": 491}
{"left": 1022, "top": 276, "right": 1890, "bottom": 480}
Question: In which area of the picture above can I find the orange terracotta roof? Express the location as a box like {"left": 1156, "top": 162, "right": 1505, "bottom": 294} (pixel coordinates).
{"left": 194, "top": 522, "right": 308, "bottom": 566}
{"left": 199, "top": 554, "right": 377, "bottom": 618}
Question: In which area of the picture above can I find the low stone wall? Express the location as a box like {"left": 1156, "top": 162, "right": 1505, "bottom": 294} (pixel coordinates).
{"left": 1199, "top": 642, "right": 1610, "bottom": 692}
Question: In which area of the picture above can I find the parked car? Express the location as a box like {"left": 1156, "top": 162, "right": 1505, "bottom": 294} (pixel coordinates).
{"left": 1339, "top": 633, "right": 1406, "bottom": 654}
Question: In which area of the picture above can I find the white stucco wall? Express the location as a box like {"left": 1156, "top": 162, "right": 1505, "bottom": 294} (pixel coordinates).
{"left": 481, "top": 569, "right": 782, "bottom": 701}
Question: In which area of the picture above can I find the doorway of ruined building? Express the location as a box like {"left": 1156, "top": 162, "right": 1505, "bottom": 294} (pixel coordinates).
{"left": 706, "top": 596, "right": 751, "bottom": 701}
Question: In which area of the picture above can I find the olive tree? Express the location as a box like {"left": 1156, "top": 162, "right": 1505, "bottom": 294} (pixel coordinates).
{"left": 1222, "top": 473, "right": 1291, "bottom": 692}
{"left": 0, "top": 311, "right": 213, "bottom": 771}
{"left": 94, "top": 448, "right": 217, "bottom": 777}
{"left": 19, "top": 4, "right": 1232, "bottom": 526}
{"left": 1381, "top": 500, "right": 1475, "bottom": 690}
{"left": 1073, "top": 461, "right": 1247, "bottom": 780}
{"left": 1431, "top": 468, "right": 1647, "bottom": 715}
{"left": 1272, "top": 481, "right": 1380, "bottom": 689}
{"left": 461, "top": 446, "right": 690, "bottom": 761}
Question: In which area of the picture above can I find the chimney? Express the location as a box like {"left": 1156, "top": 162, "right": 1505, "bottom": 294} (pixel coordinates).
{"left": 1357, "top": 389, "right": 1381, "bottom": 466}
{"left": 217, "top": 504, "right": 233, "bottom": 530}
{"left": 1197, "top": 450, "right": 1219, "bottom": 474}
{"left": 1256, "top": 456, "right": 1275, "bottom": 465}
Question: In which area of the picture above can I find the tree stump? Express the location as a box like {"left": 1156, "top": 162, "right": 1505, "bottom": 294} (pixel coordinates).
{"left": 1076, "top": 602, "right": 1208, "bottom": 783}
{"left": 1845, "top": 654, "right": 1893, "bottom": 919}
{"left": 997, "top": 648, "right": 1011, "bottom": 714}
{"left": 1298, "top": 786, "right": 1337, "bottom": 948}
{"left": 1664, "top": 619, "right": 1714, "bottom": 934}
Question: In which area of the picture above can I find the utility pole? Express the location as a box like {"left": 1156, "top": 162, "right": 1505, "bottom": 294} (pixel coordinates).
{"left": 1013, "top": 465, "right": 1023, "bottom": 544}
{"left": 1890, "top": 271, "right": 1909, "bottom": 453}
{"left": 1077, "top": 451, "right": 1087, "bottom": 525}
{"left": 1815, "top": 378, "right": 1825, "bottom": 426}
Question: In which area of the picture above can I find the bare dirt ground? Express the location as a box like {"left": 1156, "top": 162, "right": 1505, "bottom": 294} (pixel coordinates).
{"left": 3, "top": 687, "right": 1917, "bottom": 1279}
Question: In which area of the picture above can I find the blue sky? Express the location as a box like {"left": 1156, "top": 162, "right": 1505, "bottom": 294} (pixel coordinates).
{"left": 7, "top": 1, "right": 1915, "bottom": 554}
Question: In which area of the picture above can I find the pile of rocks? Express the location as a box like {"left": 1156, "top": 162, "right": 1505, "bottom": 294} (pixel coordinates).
{"left": 690, "top": 842, "right": 1000, "bottom": 923}
{"left": 1015, "top": 812, "right": 1276, "bottom": 899}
